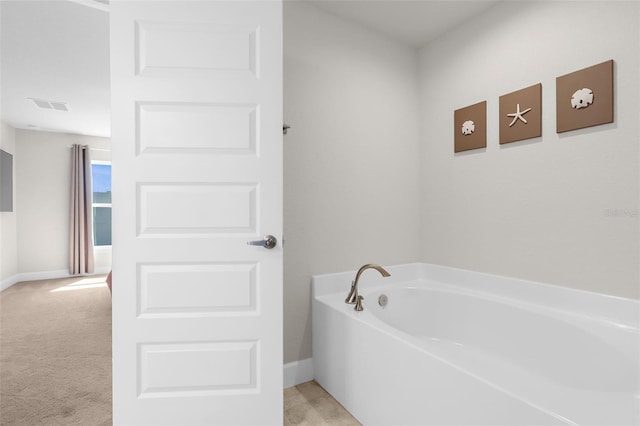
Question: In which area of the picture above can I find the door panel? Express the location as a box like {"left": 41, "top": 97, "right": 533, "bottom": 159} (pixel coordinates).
{"left": 137, "top": 102, "right": 258, "bottom": 154}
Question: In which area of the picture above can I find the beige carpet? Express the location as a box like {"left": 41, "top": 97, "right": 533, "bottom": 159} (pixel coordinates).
{"left": 0, "top": 276, "right": 112, "bottom": 425}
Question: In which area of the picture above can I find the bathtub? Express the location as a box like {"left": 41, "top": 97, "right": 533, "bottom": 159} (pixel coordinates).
{"left": 312, "top": 263, "right": 639, "bottom": 425}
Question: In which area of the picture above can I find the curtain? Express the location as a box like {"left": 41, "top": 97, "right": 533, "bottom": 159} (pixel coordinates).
{"left": 69, "top": 144, "right": 95, "bottom": 274}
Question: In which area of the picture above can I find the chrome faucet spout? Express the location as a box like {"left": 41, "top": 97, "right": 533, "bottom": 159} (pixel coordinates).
{"left": 354, "top": 264, "right": 391, "bottom": 282}
{"left": 345, "top": 264, "right": 391, "bottom": 311}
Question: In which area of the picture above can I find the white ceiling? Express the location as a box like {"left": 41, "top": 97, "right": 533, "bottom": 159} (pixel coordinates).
{"left": 0, "top": 0, "right": 498, "bottom": 138}
{"left": 306, "top": 1, "right": 498, "bottom": 48}
{"left": 1, "top": 1, "right": 110, "bottom": 137}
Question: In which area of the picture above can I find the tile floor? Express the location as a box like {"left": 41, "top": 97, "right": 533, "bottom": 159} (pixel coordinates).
{"left": 284, "top": 381, "right": 361, "bottom": 425}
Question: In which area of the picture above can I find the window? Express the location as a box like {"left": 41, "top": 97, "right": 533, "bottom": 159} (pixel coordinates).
{"left": 91, "top": 162, "right": 111, "bottom": 246}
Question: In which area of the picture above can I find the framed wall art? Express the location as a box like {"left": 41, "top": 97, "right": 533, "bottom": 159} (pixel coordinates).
{"left": 499, "top": 83, "right": 542, "bottom": 144}
{"left": 556, "top": 60, "right": 613, "bottom": 133}
{"left": 454, "top": 101, "right": 486, "bottom": 153}
{"left": 0, "top": 149, "right": 13, "bottom": 212}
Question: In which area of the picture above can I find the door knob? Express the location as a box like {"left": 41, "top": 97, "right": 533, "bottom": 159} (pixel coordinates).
{"left": 247, "top": 235, "right": 277, "bottom": 249}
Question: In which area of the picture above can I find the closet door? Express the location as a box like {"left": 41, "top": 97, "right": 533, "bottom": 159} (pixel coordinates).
{"left": 110, "top": 1, "right": 283, "bottom": 424}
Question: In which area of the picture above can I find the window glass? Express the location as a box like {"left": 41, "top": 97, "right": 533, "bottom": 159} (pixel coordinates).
{"left": 91, "top": 163, "right": 111, "bottom": 246}
{"left": 92, "top": 164, "right": 111, "bottom": 203}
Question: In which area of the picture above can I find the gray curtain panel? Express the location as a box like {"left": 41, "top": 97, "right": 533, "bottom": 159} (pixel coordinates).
{"left": 69, "top": 144, "right": 95, "bottom": 274}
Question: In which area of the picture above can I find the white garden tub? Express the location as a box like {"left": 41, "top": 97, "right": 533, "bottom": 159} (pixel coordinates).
{"left": 312, "top": 263, "right": 639, "bottom": 425}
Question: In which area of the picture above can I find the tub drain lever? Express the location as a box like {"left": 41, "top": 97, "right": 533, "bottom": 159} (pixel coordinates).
{"left": 378, "top": 294, "right": 388, "bottom": 307}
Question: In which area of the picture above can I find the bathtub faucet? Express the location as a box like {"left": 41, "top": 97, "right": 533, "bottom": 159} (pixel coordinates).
{"left": 345, "top": 264, "right": 391, "bottom": 311}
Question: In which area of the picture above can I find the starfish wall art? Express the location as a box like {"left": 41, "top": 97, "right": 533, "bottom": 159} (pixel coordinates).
{"left": 499, "top": 83, "right": 542, "bottom": 144}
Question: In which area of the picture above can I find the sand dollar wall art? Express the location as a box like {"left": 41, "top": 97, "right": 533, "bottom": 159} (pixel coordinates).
{"left": 556, "top": 60, "right": 614, "bottom": 133}
{"left": 454, "top": 101, "right": 486, "bottom": 153}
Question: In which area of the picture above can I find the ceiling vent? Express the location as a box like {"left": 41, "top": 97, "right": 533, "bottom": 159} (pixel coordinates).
{"left": 29, "top": 98, "right": 69, "bottom": 112}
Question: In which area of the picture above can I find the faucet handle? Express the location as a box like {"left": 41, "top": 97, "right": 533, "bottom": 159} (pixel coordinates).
{"left": 355, "top": 295, "right": 364, "bottom": 311}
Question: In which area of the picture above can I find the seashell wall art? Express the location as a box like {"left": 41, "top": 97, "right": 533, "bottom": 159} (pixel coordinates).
{"left": 556, "top": 60, "right": 613, "bottom": 133}
{"left": 454, "top": 101, "right": 486, "bottom": 153}
{"left": 451, "top": 60, "right": 614, "bottom": 153}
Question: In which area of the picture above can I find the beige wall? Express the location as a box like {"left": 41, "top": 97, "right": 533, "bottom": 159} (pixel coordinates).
{"left": 283, "top": 2, "right": 422, "bottom": 363}
{"left": 15, "top": 129, "right": 111, "bottom": 276}
{"left": 0, "top": 121, "right": 17, "bottom": 287}
{"left": 419, "top": 1, "right": 639, "bottom": 298}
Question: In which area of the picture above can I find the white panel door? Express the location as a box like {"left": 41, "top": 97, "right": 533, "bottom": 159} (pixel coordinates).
{"left": 110, "top": 1, "right": 282, "bottom": 424}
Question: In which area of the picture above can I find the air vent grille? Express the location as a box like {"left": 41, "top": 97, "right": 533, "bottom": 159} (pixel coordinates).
{"left": 50, "top": 102, "right": 68, "bottom": 111}
{"left": 29, "top": 98, "right": 69, "bottom": 112}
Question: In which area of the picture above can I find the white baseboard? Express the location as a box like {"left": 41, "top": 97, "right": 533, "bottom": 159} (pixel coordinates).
{"left": 16, "top": 269, "right": 72, "bottom": 283}
{"left": 1, "top": 268, "right": 111, "bottom": 292}
{"left": 0, "top": 275, "right": 20, "bottom": 292}
{"left": 284, "top": 358, "right": 314, "bottom": 389}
